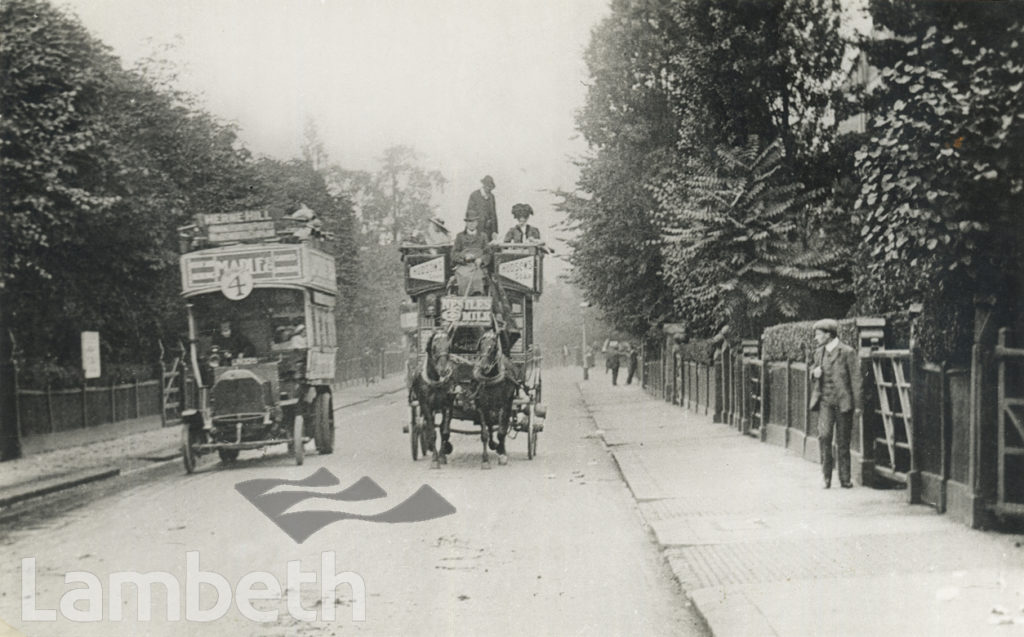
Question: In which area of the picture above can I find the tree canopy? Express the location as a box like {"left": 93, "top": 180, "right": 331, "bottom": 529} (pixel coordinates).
{"left": 0, "top": 0, "right": 369, "bottom": 376}
{"left": 566, "top": 0, "right": 1022, "bottom": 361}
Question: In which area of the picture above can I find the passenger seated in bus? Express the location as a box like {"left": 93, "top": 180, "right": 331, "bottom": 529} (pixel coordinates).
{"left": 503, "top": 203, "right": 541, "bottom": 243}
{"left": 453, "top": 209, "right": 490, "bottom": 295}
{"left": 453, "top": 209, "right": 490, "bottom": 266}
{"left": 425, "top": 217, "right": 451, "bottom": 246}
{"left": 289, "top": 323, "right": 307, "bottom": 348}
{"left": 272, "top": 321, "right": 307, "bottom": 350}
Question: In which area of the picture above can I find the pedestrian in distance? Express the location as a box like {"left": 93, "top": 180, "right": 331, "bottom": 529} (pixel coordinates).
{"left": 626, "top": 343, "right": 639, "bottom": 385}
{"left": 466, "top": 175, "right": 498, "bottom": 242}
{"left": 808, "top": 318, "right": 860, "bottom": 489}
{"left": 608, "top": 344, "right": 621, "bottom": 386}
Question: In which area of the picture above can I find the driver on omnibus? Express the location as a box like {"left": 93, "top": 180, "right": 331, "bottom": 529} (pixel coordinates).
{"left": 212, "top": 320, "right": 255, "bottom": 360}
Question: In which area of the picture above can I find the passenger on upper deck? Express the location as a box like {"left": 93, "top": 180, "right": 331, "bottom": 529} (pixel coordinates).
{"left": 503, "top": 203, "right": 542, "bottom": 244}
{"left": 453, "top": 209, "right": 491, "bottom": 267}
{"left": 453, "top": 209, "right": 491, "bottom": 296}
{"left": 425, "top": 217, "right": 451, "bottom": 245}
{"left": 466, "top": 175, "right": 498, "bottom": 242}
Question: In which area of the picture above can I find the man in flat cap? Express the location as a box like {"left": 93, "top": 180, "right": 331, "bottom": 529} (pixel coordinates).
{"left": 466, "top": 175, "right": 498, "bottom": 242}
{"left": 809, "top": 318, "right": 860, "bottom": 489}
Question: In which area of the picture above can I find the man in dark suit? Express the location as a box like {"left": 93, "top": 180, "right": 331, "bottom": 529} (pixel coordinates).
{"left": 503, "top": 203, "right": 542, "bottom": 243}
{"left": 809, "top": 318, "right": 860, "bottom": 489}
{"left": 212, "top": 320, "right": 255, "bottom": 362}
{"left": 452, "top": 209, "right": 490, "bottom": 295}
{"left": 466, "top": 175, "right": 498, "bottom": 242}
{"left": 607, "top": 343, "right": 622, "bottom": 386}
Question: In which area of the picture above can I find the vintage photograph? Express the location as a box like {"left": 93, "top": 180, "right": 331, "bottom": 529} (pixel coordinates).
{"left": 1, "top": 0, "right": 1023, "bottom": 635}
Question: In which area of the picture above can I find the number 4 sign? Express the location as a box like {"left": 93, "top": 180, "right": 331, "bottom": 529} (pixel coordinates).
{"left": 221, "top": 269, "right": 254, "bottom": 300}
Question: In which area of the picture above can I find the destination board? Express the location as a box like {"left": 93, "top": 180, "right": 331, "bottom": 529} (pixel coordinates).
{"left": 181, "top": 244, "right": 337, "bottom": 296}
{"left": 200, "top": 210, "right": 277, "bottom": 243}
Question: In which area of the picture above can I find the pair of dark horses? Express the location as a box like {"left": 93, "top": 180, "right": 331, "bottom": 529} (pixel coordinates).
{"left": 409, "top": 330, "right": 519, "bottom": 469}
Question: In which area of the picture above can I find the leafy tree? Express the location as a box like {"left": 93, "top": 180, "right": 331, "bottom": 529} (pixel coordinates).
{"left": 0, "top": 0, "right": 258, "bottom": 370}
{"left": 567, "top": 0, "right": 856, "bottom": 338}
{"left": 330, "top": 146, "right": 446, "bottom": 357}
{"left": 855, "top": 1, "right": 1024, "bottom": 361}
{"left": 0, "top": 0, "right": 119, "bottom": 290}
{"left": 337, "top": 145, "right": 446, "bottom": 245}
{"left": 560, "top": 0, "right": 680, "bottom": 336}
{"left": 666, "top": 0, "right": 852, "bottom": 169}
{"left": 653, "top": 138, "right": 851, "bottom": 338}
{"left": 251, "top": 157, "right": 359, "bottom": 294}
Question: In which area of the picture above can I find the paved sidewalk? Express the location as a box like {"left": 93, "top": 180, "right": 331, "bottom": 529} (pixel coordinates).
{"left": 0, "top": 375, "right": 405, "bottom": 504}
{"left": 575, "top": 373, "right": 1024, "bottom": 637}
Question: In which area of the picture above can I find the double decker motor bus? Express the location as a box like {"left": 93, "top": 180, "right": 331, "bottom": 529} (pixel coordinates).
{"left": 177, "top": 209, "right": 338, "bottom": 473}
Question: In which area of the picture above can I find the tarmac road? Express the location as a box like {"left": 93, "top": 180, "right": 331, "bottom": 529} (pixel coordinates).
{"left": 0, "top": 371, "right": 707, "bottom": 636}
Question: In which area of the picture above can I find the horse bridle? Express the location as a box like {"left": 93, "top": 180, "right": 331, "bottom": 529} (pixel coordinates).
{"left": 420, "top": 332, "right": 453, "bottom": 386}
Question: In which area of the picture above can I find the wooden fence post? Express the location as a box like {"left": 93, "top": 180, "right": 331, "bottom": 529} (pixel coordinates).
{"left": 158, "top": 345, "right": 167, "bottom": 429}
{"left": 0, "top": 328, "right": 21, "bottom": 460}
{"left": 803, "top": 344, "right": 811, "bottom": 458}
{"left": 856, "top": 317, "right": 886, "bottom": 488}
{"left": 110, "top": 378, "right": 116, "bottom": 424}
{"left": 759, "top": 359, "right": 767, "bottom": 442}
{"left": 81, "top": 380, "right": 88, "bottom": 429}
{"left": 134, "top": 377, "right": 141, "bottom": 419}
{"left": 784, "top": 360, "right": 792, "bottom": 445}
{"left": 939, "top": 361, "right": 949, "bottom": 513}
{"left": 46, "top": 382, "right": 55, "bottom": 435}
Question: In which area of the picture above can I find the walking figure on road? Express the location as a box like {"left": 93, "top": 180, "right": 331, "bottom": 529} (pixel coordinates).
{"left": 808, "top": 318, "right": 860, "bottom": 489}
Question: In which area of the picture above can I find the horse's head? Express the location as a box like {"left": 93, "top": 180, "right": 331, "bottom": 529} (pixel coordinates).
{"left": 426, "top": 330, "right": 452, "bottom": 378}
{"left": 476, "top": 330, "right": 501, "bottom": 366}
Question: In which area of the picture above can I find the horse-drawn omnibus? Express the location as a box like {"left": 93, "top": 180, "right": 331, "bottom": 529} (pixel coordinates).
{"left": 400, "top": 241, "right": 547, "bottom": 468}
{"left": 176, "top": 209, "right": 338, "bottom": 473}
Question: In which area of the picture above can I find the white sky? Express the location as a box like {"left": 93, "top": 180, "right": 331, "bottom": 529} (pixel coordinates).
{"left": 57, "top": 0, "right": 610, "bottom": 256}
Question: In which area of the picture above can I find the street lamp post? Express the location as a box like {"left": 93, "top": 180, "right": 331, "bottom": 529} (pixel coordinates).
{"left": 580, "top": 301, "right": 591, "bottom": 381}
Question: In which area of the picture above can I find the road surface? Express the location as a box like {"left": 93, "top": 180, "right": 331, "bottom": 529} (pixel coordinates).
{"left": 0, "top": 369, "right": 706, "bottom": 636}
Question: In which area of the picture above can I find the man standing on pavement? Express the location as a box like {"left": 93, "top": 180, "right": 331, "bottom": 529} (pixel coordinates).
{"left": 809, "top": 318, "right": 860, "bottom": 489}
{"left": 608, "top": 343, "right": 621, "bottom": 386}
{"left": 466, "top": 175, "right": 498, "bottom": 242}
{"left": 626, "top": 343, "right": 639, "bottom": 385}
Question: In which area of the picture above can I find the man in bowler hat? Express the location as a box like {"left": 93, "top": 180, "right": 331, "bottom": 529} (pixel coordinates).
{"left": 809, "top": 318, "right": 860, "bottom": 489}
{"left": 466, "top": 175, "right": 498, "bottom": 242}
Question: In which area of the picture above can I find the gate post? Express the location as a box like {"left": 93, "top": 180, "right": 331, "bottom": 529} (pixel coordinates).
{"left": 740, "top": 339, "right": 759, "bottom": 436}
{"left": 856, "top": 318, "right": 886, "bottom": 488}
{"left": 908, "top": 333, "right": 923, "bottom": 504}
{"left": 967, "top": 295, "right": 999, "bottom": 528}
{"left": 0, "top": 328, "right": 21, "bottom": 461}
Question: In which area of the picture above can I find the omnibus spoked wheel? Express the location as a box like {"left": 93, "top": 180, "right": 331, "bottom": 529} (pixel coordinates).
{"left": 314, "top": 392, "right": 334, "bottom": 455}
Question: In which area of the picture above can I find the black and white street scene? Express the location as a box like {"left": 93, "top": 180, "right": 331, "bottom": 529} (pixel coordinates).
{"left": 2, "top": 1, "right": 1024, "bottom": 635}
